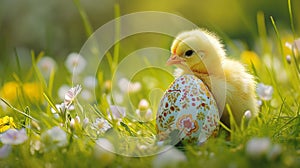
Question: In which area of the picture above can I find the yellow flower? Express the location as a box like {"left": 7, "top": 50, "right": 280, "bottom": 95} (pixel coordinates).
{"left": 0, "top": 81, "right": 44, "bottom": 103}
{"left": 0, "top": 82, "right": 20, "bottom": 102}
{"left": 240, "top": 51, "right": 261, "bottom": 70}
{"left": 23, "top": 82, "right": 43, "bottom": 102}
{"left": 0, "top": 116, "right": 17, "bottom": 133}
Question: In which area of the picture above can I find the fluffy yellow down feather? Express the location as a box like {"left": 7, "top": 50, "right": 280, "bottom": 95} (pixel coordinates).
{"left": 167, "top": 29, "right": 258, "bottom": 127}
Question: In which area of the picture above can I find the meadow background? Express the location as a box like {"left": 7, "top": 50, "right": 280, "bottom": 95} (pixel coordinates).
{"left": 0, "top": 0, "right": 300, "bottom": 167}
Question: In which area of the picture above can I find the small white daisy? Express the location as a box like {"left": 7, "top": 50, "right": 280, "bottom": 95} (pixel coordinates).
{"left": 92, "top": 118, "right": 111, "bottom": 134}
{"left": 41, "top": 126, "right": 68, "bottom": 151}
{"left": 136, "top": 99, "right": 153, "bottom": 122}
{"left": 65, "top": 52, "right": 87, "bottom": 74}
{"left": 0, "top": 128, "right": 28, "bottom": 145}
{"left": 37, "top": 56, "right": 57, "bottom": 79}
{"left": 153, "top": 146, "right": 187, "bottom": 168}
{"left": 64, "top": 84, "right": 82, "bottom": 107}
{"left": 108, "top": 105, "right": 126, "bottom": 121}
{"left": 246, "top": 137, "right": 271, "bottom": 158}
{"left": 80, "top": 89, "right": 93, "bottom": 102}
{"left": 58, "top": 84, "right": 71, "bottom": 101}
{"left": 118, "top": 78, "right": 141, "bottom": 93}
{"left": 256, "top": 83, "right": 273, "bottom": 101}
{"left": 83, "top": 76, "right": 98, "bottom": 89}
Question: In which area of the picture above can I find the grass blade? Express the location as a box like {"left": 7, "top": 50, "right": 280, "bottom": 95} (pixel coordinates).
{"left": 270, "top": 16, "right": 286, "bottom": 67}
{"left": 73, "top": 0, "right": 93, "bottom": 37}
{"left": 31, "top": 51, "right": 47, "bottom": 90}
{"left": 218, "top": 120, "right": 232, "bottom": 133}
{"left": 0, "top": 97, "right": 38, "bottom": 122}
{"left": 113, "top": 3, "right": 121, "bottom": 72}
{"left": 288, "top": 0, "right": 296, "bottom": 38}
{"left": 13, "top": 48, "right": 21, "bottom": 79}
{"left": 43, "top": 92, "right": 59, "bottom": 114}
{"left": 227, "top": 104, "right": 238, "bottom": 129}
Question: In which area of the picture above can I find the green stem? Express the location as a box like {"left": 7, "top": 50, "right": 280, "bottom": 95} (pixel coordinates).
{"left": 113, "top": 3, "right": 121, "bottom": 72}
{"left": 288, "top": 0, "right": 296, "bottom": 38}
{"left": 0, "top": 98, "right": 38, "bottom": 122}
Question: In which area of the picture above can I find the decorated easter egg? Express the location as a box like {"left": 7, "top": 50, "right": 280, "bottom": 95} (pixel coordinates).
{"left": 156, "top": 74, "right": 220, "bottom": 145}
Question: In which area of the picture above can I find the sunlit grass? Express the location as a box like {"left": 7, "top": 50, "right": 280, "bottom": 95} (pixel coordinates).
{"left": 0, "top": 0, "right": 300, "bottom": 167}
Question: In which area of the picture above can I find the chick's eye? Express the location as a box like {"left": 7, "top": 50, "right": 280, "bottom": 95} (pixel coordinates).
{"left": 184, "top": 50, "right": 194, "bottom": 57}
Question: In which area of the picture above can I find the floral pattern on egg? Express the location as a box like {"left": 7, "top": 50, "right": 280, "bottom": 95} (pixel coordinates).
{"left": 156, "top": 74, "right": 220, "bottom": 144}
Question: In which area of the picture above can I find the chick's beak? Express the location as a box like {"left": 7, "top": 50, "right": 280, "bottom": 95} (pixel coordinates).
{"left": 166, "top": 54, "right": 184, "bottom": 66}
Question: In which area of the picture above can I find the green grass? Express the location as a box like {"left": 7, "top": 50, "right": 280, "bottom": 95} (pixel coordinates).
{"left": 0, "top": 0, "right": 300, "bottom": 167}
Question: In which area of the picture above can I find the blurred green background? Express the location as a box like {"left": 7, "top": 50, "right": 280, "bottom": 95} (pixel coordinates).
{"left": 0, "top": 0, "right": 299, "bottom": 79}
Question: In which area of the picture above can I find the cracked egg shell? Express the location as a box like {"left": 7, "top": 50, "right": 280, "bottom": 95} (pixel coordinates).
{"left": 156, "top": 74, "right": 220, "bottom": 145}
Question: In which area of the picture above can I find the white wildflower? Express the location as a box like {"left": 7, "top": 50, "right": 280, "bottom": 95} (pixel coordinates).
{"left": 94, "top": 138, "right": 115, "bottom": 165}
{"left": 246, "top": 137, "right": 271, "bottom": 158}
{"left": 75, "top": 116, "right": 80, "bottom": 124}
{"left": 136, "top": 99, "right": 153, "bottom": 122}
{"left": 41, "top": 126, "right": 68, "bottom": 151}
{"left": 84, "top": 76, "right": 97, "bottom": 89}
{"left": 256, "top": 83, "right": 273, "bottom": 101}
{"left": 0, "top": 128, "right": 28, "bottom": 145}
{"left": 267, "top": 144, "right": 282, "bottom": 161}
{"left": 64, "top": 84, "right": 82, "bottom": 107}
{"left": 80, "top": 89, "right": 93, "bottom": 102}
{"left": 92, "top": 118, "right": 111, "bottom": 134}
{"left": 111, "top": 92, "right": 124, "bottom": 104}
{"left": 286, "top": 55, "right": 292, "bottom": 64}
{"left": 153, "top": 146, "right": 187, "bottom": 168}
{"left": 118, "top": 78, "right": 141, "bottom": 93}
{"left": 294, "top": 38, "right": 300, "bottom": 52}
{"left": 286, "top": 38, "right": 300, "bottom": 54}
{"left": 138, "top": 99, "right": 150, "bottom": 111}
{"left": 51, "top": 103, "right": 74, "bottom": 118}
{"left": 70, "top": 116, "right": 81, "bottom": 130}
{"left": 0, "top": 145, "right": 11, "bottom": 158}
{"left": 285, "top": 42, "right": 293, "bottom": 50}
{"left": 257, "top": 100, "right": 263, "bottom": 107}
{"left": 37, "top": 56, "right": 57, "bottom": 79}
{"left": 58, "top": 84, "right": 70, "bottom": 100}
{"left": 70, "top": 118, "right": 76, "bottom": 130}
{"left": 82, "top": 118, "right": 89, "bottom": 129}
{"left": 30, "top": 139, "right": 41, "bottom": 155}
{"left": 108, "top": 105, "right": 126, "bottom": 120}
{"left": 65, "top": 52, "right": 87, "bottom": 74}
{"left": 244, "top": 110, "right": 252, "bottom": 120}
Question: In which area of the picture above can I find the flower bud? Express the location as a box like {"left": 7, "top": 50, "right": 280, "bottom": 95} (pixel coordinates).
{"left": 83, "top": 118, "right": 89, "bottom": 129}
{"left": 70, "top": 118, "right": 76, "bottom": 131}
{"left": 244, "top": 110, "right": 252, "bottom": 120}
{"left": 138, "top": 99, "right": 150, "bottom": 111}
{"left": 75, "top": 116, "right": 80, "bottom": 124}
{"left": 286, "top": 55, "right": 291, "bottom": 64}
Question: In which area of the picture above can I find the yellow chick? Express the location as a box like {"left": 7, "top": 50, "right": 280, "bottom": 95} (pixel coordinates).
{"left": 167, "top": 29, "right": 258, "bottom": 127}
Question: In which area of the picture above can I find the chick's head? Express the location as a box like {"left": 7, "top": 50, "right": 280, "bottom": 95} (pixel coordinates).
{"left": 167, "top": 29, "right": 225, "bottom": 75}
